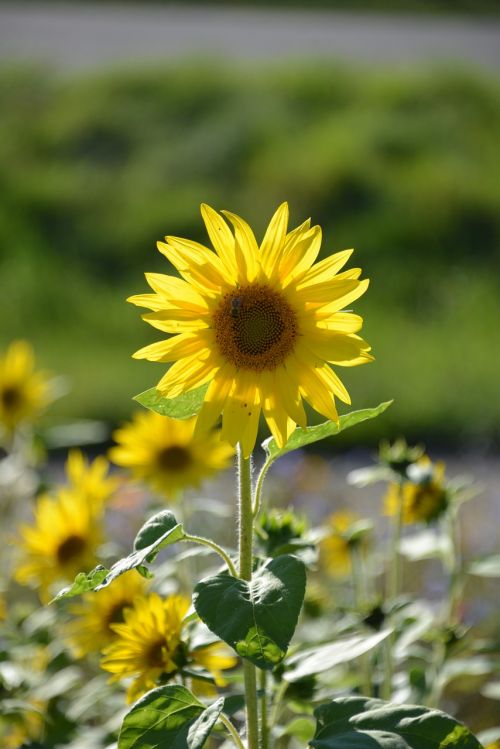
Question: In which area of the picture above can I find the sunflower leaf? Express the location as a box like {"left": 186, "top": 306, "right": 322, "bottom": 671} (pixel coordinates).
{"left": 262, "top": 401, "right": 393, "bottom": 460}
{"left": 311, "top": 696, "right": 482, "bottom": 749}
{"left": 193, "top": 554, "right": 306, "bottom": 670}
{"left": 51, "top": 515, "right": 185, "bottom": 601}
{"left": 133, "top": 384, "right": 209, "bottom": 419}
{"left": 118, "top": 685, "right": 224, "bottom": 749}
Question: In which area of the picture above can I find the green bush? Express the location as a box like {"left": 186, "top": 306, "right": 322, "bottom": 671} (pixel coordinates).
{"left": 1, "top": 63, "right": 499, "bottom": 445}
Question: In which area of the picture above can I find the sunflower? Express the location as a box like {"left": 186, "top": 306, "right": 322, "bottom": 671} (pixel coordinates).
{"left": 320, "top": 510, "right": 364, "bottom": 578}
{"left": 100, "top": 592, "right": 237, "bottom": 703}
{"left": 384, "top": 458, "right": 448, "bottom": 524}
{"left": 15, "top": 488, "right": 103, "bottom": 602}
{"left": 65, "top": 570, "right": 147, "bottom": 657}
{"left": 129, "top": 203, "right": 372, "bottom": 457}
{"left": 0, "top": 340, "right": 52, "bottom": 435}
{"left": 65, "top": 449, "right": 118, "bottom": 512}
{"left": 109, "top": 411, "right": 234, "bottom": 497}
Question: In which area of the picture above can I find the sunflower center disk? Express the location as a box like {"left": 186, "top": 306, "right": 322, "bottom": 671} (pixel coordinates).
{"left": 156, "top": 445, "right": 192, "bottom": 472}
{"left": 56, "top": 534, "right": 87, "bottom": 564}
{"left": 213, "top": 284, "right": 298, "bottom": 371}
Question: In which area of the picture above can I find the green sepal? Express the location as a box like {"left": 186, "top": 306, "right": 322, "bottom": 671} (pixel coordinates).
{"left": 262, "top": 401, "right": 392, "bottom": 459}
{"left": 118, "top": 685, "right": 224, "bottom": 749}
{"left": 193, "top": 555, "right": 306, "bottom": 670}
{"left": 311, "top": 696, "right": 482, "bottom": 749}
{"left": 133, "top": 384, "right": 209, "bottom": 419}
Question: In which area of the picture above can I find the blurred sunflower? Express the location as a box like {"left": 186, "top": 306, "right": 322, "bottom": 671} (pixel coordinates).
{"left": 129, "top": 202, "right": 372, "bottom": 457}
{"left": 65, "top": 570, "right": 147, "bottom": 657}
{"left": 101, "top": 592, "right": 236, "bottom": 703}
{"left": 320, "top": 510, "right": 366, "bottom": 578}
{"left": 65, "top": 449, "right": 118, "bottom": 511}
{"left": 384, "top": 458, "right": 449, "bottom": 524}
{"left": 0, "top": 340, "right": 52, "bottom": 435}
{"left": 15, "top": 489, "right": 103, "bottom": 601}
{"left": 109, "top": 411, "right": 234, "bottom": 498}
{"left": 0, "top": 699, "right": 45, "bottom": 749}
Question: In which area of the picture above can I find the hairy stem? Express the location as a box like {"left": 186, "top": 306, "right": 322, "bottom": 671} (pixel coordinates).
{"left": 220, "top": 712, "right": 246, "bottom": 749}
{"left": 238, "top": 445, "right": 259, "bottom": 749}
{"left": 182, "top": 533, "right": 237, "bottom": 577}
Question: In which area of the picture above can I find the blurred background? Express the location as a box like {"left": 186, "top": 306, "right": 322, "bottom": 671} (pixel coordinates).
{"left": 1, "top": 0, "right": 500, "bottom": 450}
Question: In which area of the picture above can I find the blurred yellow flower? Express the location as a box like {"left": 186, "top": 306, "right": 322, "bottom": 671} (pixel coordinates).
{"left": 101, "top": 592, "right": 236, "bottom": 703}
{"left": 485, "top": 742, "right": 500, "bottom": 749}
{"left": 129, "top": 203, "right": 372, "bottom": 457}
{"left": 65, "top": 449, "right": 118, "bottom": 511}
{"left": 0, "top": 340, "right": 52, "bottom": 434}
{"left": 384, "top": 459, "right": 448, "bottom": 524}
{"left": 320, "top": 510, "right": 364, "bottom": 578}
{"left": 0, "top": 699, "right": 44, "bottom": 749}
{"left": 0, "top": 592, "right": 6, "bottom": 621}
{"left": 15, "top": 489, "right": 103, "bottom": 601}
{"left": 65, "top": 570, "right": 147, "bottom": 657}
{"left": 109, "top": 411, "right": 234, "bottom": 498}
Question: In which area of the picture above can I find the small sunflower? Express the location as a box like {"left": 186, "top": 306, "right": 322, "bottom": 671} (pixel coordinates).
{"left": 129, "top": 203, "right": 372, "bottom": 457}
{"left": 0, "top": 340, "right": 52, "bottom": 434}
{"left": 65, "top": 570, "right": 147, "bottom": 657}
{"left": 320, "top": 510, "right": 365, "bottom": 578}
{"left": 384, "top": 458, "right": 448, "bottom": 524}
{"left": 109, "top": 411, "right": 234, "bottom": 497}
{"left": 100, "top": 592, "right": 237, "bottom": 703}
{"left": 15, "top": 489, "right": 103, "bottom": 601}
{"left": 65, "top": 449, "right": 118, "bottom": 511}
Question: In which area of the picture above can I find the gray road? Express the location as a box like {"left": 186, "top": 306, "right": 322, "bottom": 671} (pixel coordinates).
{"left": 1, "top": 3, "right": 500, "bottom": 71}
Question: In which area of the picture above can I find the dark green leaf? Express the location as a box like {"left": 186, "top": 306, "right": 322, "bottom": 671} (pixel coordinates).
{"left": 134, "top": 384, "right": 209, "bottom": 420}
{"left": 193, "top": 555, "right": 306, "bottom": 670}
{"left": 285, "top": 630, "right": 391, "bottom": 682}
{"left": 311, "top": 696, "right": 482, "bottom": 749}
{"left": 118, "top": 685, "right": 223, "bottom": 749}
{"left": 263, "top": 401, "right": 392, "bottom": 459}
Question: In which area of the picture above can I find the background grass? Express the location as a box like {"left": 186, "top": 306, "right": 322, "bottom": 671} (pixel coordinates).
{"left": 1, "top": 63, "right": 499, "bottom": 447}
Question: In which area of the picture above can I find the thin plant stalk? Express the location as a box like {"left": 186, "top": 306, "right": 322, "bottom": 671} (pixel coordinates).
{"left": 220, "top": 713, "right": 247, "bottom": 749}
{"left": 238, "top": 446, "right": 259, "bottom": 749}
{"left": 260, "top": 668, "right": 269, "bottom": 749}
{"left": 350, "top": 542, "right": 373, "bottom": 697}
{"left": 182, "top": 533, "right": 237, "bottom": 577}
{"left": 383, "top": 481, "right": 405, "bottom": 699}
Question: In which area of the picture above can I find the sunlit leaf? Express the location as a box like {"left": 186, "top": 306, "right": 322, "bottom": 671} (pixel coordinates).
{"left": 262, "top": 401, "right": 392, "bottom": 459}
{"left": 118, "top": 685, "right": 223, "bottom": 749}
{"left": 311, "top": 696, "right": 482, "bottom": 748}
{"left": 284, "top": 630, "right": 391, "bottom": 682}
{"left": 193, "top": 555, "right": 306, "bottom": 670}
{"left": 52, "top": 513, "right": 184, "bottom": 601}
{"left": 468, "top": 554, "right": 500, "bottom": 578}
{"left": 134, "top": 384, "right": 209, "bottom": 419}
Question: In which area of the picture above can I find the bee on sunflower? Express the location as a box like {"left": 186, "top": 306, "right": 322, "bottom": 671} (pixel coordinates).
{"left": 109, "top": 411, "right": 233, "bottom": 499}
{"left": 100, "top": 592, "right": 237, "bottom": 703}
{"left": 129, "top": 202, "right": 372, "bottom": 456}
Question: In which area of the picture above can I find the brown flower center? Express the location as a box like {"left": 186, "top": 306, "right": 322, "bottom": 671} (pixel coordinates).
{"left": 1, "top": 386, "right": 22, "bottom": 411}
{"left": 213, "top": 284, "right": 298, "bottom": 371}
{"left": 156, "top": 445, "right": 192, "bottom": 472}
{"left": 105, "top": 602, "right": 128, "bottom": 632}
{"left": 146, "top": 639, "right": 168, "bottom": 668}
{"left": 56, "top": 534, "right": 87, "bottom": 564}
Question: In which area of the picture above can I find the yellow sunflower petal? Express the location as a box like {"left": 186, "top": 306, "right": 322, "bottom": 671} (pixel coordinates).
{"left": 260, "top": 202, "right": 289, "bottom": 281}
{"left": 221, "top": 210, "right": 260, "bottom": 282}
{"left": 200, "top": 203, "right": 238, "bottom": 280}
{"left": 132, "top": 333, "right": 203, "bottom": 362}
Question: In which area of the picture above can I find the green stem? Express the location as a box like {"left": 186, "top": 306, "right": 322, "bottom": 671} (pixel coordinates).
{"left": 220, "top": 712, "right": 246, "bottom": 749}
{"left": 350, "top": 543, "right": 373, "bottom": 697}
{"left": 383, "top": 481, "right": 405, "bottom": 700}
{"left": 238, "top": 445, "right": 259, "bottom": 749}
{"left": 260, "top": 668, "right": 269, "bottom": 749}
{"left": 253, "top": 455, "right": 273, "bottom": 517}
{"left": 182, "top": 533, "right": 238, "bottom": 577}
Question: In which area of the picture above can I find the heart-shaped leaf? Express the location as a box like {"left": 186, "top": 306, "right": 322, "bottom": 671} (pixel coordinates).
{"left": 311, "top": 696, "right": 482, "bottom": 749}
{"left": 118, "top": 685, "right": 223, "bottom": 749}
{"left": 193, "top": 555, "right": 306, "bottom": 670}
{"left": 134, "top": 384, "right": 209, "bottom": 420}
{"left": 52, "top": 511, "right": 184, "bottom": 601}
{"left": 263, "top": 401, "right": 392, "bottom": 460}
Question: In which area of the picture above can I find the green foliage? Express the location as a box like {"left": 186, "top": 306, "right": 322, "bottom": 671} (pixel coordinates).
{"left": 1, "top": 65, "right": 500, "bottom": 443}
{"left": 53, "top": 511, "right": 185, "bottom": 600}
{"left": 118, "top": 685, "right": 223, "bottom": 749}
{"left": 193, "top": 555, "right": 306, "bottom": 670}
{"left": 263, "top": 401, "right": 393, "bottom": 458}
{"left": 134, "top": 385, "right": 209, "bottom": 419}
{"left": 311, "top": 696, "right": 482, "bottom": 749}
